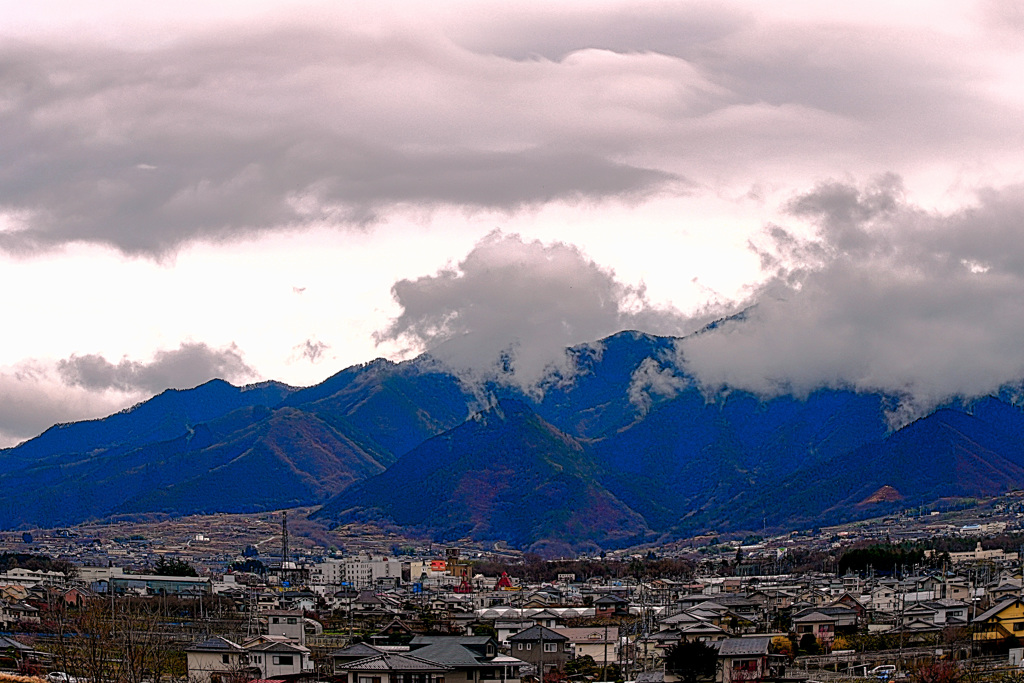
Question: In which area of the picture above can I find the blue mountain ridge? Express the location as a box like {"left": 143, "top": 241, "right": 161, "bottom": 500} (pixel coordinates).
{"left": 3, "top": 330, "right": 1024, "bottom": 547}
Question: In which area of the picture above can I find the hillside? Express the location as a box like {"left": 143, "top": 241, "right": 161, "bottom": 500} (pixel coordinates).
{"left": 5, "top": 330, "right": 1024, "bottom": 547}
{"left": 313, "top": 399, "right": 652, "bottom": 553}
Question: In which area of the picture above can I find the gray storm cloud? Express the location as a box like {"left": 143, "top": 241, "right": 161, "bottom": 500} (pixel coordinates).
{"left": 678, "top": 176, "right": 1024, "bottom": 418}
{"left": 57, "top": 342, "right": 255, "bottom": 393}
{"left": 0, "top": 364, "right": 130, "bottom": 447}
{"left": 0, "top": 29, "right": 680, "bottom": 257}
{"left": 0, "top": 6, "right": 1020, "bottom": 256}
{"left": 377, "top": 231, "right": 691, "bottom": 392}
{"left": 0, "top": 342, "right": 254, "bottom": 446}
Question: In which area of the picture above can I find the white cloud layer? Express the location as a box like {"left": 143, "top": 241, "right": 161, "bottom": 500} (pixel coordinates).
{"left": 679, "top": 177, "right": 1024, "bottom": 418}
{"left": 377, "top": 231, "right": 693, "bottom": 392}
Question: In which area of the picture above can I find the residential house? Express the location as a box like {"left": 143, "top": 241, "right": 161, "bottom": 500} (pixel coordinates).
{"left": 832, "top": 593, "right": 867, "bottom": 619}
{"left": 243, "top": 636, "right": 313, "bottom": 679}
{"left": 494, "top": 619, "right": 534, "bottom": 647}
{"left": 407, "top": 635, "right": 523, "bottom": 683}
{"left": 185, "top": 636, "right": 255, "bottom": 683}
{"left": 973, "top": 597, "right": 1024, "bottom": 648}
{"left": 558, "top": 626, "right": 619, "bottom": 664}
{"left": 528, "top": 610, "right": 564, "bottom": 629}
{"left": 594, "top": 594, "right": 630, "bottom": 618}
{"left": 792, "top": 611, "right": 838, "bottom": 647}
{"left": 335, "top": 651, "right": 449, "bottom": 683}
{"left": 987, "top": 579, "right": 1022, "bottom": 604}
{"left": 715, "top": 637, "right": 774, "bottom": 683}
{"left": 265, "top": 609, "right": 307, "bottom": 645}
{"left": 0, "top": 634, "right": 39, "bottom": 670}
{"left": 869, "top": 585, "right": 898, "bottom": 613}
{"left": 332, "top": 643, "right": 393, "bottom": 675}
{"left": 508, "top": 626, "right": 570, "bottom": 676}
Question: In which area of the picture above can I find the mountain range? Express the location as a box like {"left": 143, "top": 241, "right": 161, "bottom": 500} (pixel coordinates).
{"left": 4, "top": 330, "right": 1024, "bottom": 552}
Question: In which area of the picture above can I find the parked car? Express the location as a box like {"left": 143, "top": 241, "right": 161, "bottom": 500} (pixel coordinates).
{"left": 869, "top": 665, "right": 897, "bottom": 680}
{"left": 47, "top": 672, "right": 78, "bottom": 683}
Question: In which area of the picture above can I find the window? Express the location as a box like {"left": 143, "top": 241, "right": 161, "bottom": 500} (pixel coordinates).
{"left": 1014, "top": 622, "right": 1024, "bottom": 632}
{"left": 222, "top": 655, "right": 230, "bottom": 664}
{"left": 544, "top": 643, "right": 556, "bottom": 653}
{"left": 526, "top": 643, "right": 532, "bottom": 651}
{"left": 287, "top": 618, "right": 297, "bottom": 624}
{"left": 272, "top": 617, "right": 280, "bottom": 624}
{"left": 274, "top": 655, "right": 294, "bottom": 666}
{"left": 564, "top": 644, "right": 571, "bottom": 651}
{"left": 517, "top": 644, "right": 523, "bottom": 651}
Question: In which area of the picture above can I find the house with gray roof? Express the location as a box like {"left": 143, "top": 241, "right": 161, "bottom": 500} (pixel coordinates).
{"left": 408, "top": 635, "right": 523, "bottom": 683}
{"left": 185, "top": 636, "right": 255, "bottom": 683}
{"left": 336, "top": 651, "right": 449, "bottom": 683}
{"left": 715, "top": 637, "right": 774, "bottom": 683}
{"left": 508, "top": 626, "right": 569, "bottom": 677}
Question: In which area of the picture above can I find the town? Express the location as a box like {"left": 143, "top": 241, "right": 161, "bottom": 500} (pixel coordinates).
{"left": 5, "top": 494, "right": 1024, "bottom": 683}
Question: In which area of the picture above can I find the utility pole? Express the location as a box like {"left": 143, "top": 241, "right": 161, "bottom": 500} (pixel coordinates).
{"left": 602, "top": 620, "right": 609, "bottom": 682}
{"left": 538, "top": 626, "right": 544, "bottom": 683}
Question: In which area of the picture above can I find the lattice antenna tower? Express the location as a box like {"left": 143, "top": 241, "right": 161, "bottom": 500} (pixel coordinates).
{"left": 282, "top": 511, "right": 290, "bottom": 568}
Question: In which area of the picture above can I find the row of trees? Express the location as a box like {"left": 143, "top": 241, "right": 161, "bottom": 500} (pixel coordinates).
{"left": 470, "top": 554, "right": 695, "bottom": 583}
{"left": 46, "top": 600, "right": 186, "bottom": 683}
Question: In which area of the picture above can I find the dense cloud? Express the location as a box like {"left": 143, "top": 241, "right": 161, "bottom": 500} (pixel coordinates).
{"left": 0, "top": 5, "right": 1020, "bottom": 255}
{"left": 0, "top": 343, "right": 255, "bottom": 446}
{"left": 57, "top": 342, "right": 254, "bottom": 393}
{"left": 628, "top": 356, "right": 689, "bottom": 413}
{"left": 0, "top": 28, "right": 681, "bottom": 256}
{"left": 377, "top": 231, "right": 691, "bottom": 392}
{"left": 0, "top": 362, "right": 130, "bottom": 447}
{"left": 679, "top": 177, "right": 1024, "bottom": 420}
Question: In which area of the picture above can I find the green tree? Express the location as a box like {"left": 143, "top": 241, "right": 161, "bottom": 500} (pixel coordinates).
{"left": 665, "top": 641, "right": 718, "bottom": 683}
{"left": 799, "top": 633, "right": 820, "bottom": 656}
{"left": 564, "top": 655, "right": 597, "bottom": 677}
{"left": 153, "top": 556, "right": 198, "bottom": 577}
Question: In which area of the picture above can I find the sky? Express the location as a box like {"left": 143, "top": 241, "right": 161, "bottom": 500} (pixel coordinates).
{"left": 2, "top": 0, "right": 1024, "bottom": 445}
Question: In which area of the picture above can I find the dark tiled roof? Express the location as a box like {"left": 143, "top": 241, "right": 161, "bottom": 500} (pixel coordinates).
{"left": 246, "top": 641, "right": 309, "bottom": 653}
{"left": 331, "top": 643, "right": 387, "bottom": 658}
{"left": 408, "top": 640, "right": 494, "bottom": 668}
{"left": 186, "top": 636, "right": 245, "bottom": 653}
{"left": 0, "top": 635, "right": 33, "bottom": 652}
{"left": 974, "top": 598, "right": 1023, "bottom": 623}
{"left": 594, "top": 594, "right": 629, "bottom": 605}
{"left": 716, "top": 637, "right": 772, "bottom": 657}
{"left": 344, "top": 653, "right": 449, "bottom": 673}
{"left": 508, "top": 625, "right": 568, "bottom": 643}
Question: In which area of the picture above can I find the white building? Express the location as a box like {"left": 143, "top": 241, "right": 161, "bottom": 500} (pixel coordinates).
{"left": 243, "top": 636, "right": 313, "bottom": 678}
{"left": 185, "top": 636, "right": 250, "bottom": 683}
